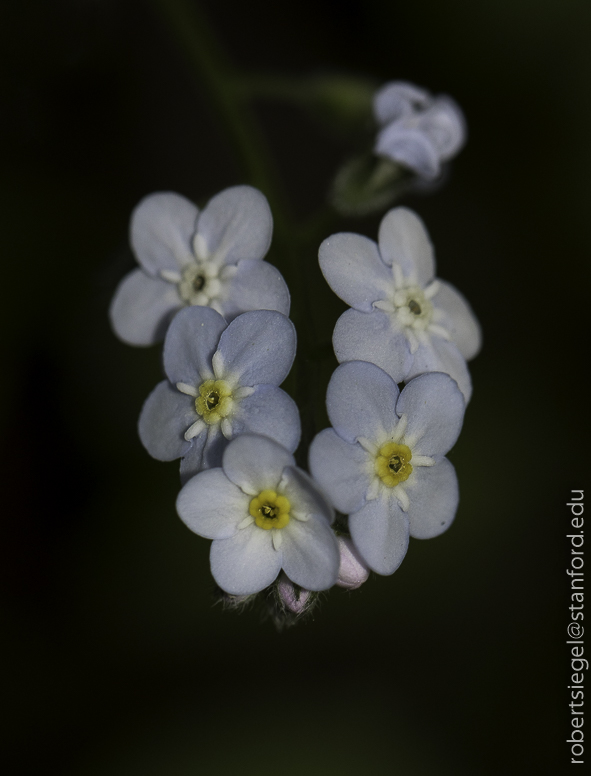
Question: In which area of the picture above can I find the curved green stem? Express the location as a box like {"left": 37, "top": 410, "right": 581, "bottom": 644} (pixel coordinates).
{"left": 149, "top": 0, "right": 289, "bottom": 234}
{"left": 149, "top": 0, "right": 339, "bottom": 466}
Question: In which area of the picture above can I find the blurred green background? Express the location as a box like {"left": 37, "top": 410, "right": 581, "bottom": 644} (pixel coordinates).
{"left": 1, "top": 0, "right": 588, "bottom": 773}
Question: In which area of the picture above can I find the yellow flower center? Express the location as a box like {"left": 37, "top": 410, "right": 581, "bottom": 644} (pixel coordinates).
{"left": 249, "top": 490, "right": 291, "bottom": 530}
{"left": 375, "top": 442, "right": 413, "bottom": 488}
{"left": 195, "top": 379, "right": 233, "bottom": 425}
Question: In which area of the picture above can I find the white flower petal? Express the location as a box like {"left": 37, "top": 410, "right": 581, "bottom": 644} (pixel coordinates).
{"left": 201, "top": 425, "right": 228, "bottom": 469}
{"left": 232, "top": 386, "right": 301, "bottom": 453}
{"left": 216, "top": 310, "right": 296, "bottom": 387}
{"left": 326, "top": 361, "right": 401, "bottom": 445}
{"left": 419, "top": 96, "right": 466, "bottom": 160}
{"left": 109, "top": 269, "right": 181, "bottom": 346}
{"left": 179, "top": 428, "right": 224, "bottom": 484}
{"left": 407, "top": 337, "right": 472, "bottom": 403}
{"left": 397, "top": 372, "right": 466, "bottom": 456}
{"left": 349, "top": 495, "right": 410, "bottom": 576}
{"left": 375, "top": 126, "right": 441, "bottom": 180}
{"left": 333, "top": 308, "right": 413, "bottom": 384}
{"left": 210, "top": 526, "right": 282, "bottom": 595}
{"left": 196, "top": 185, "right": 273, "bottom": 266}
{"left": 309, "top": 429, "right": 371, "bottom": 514}
{"left": 222, "top": 435, "right": 295, "bottom": 494}
{"left": 373, "top": 81, "right": 431, "bottom": 125}
{"left": 218, "top": 259, "right": 290, "bottom": 322}
{"left": 377, "top": 207, "right": 435, "bottom": 285}
{"left": 280, "top": 467, "right": 334, "bottom": 525}
{"left": 433, "top": 280, "right": 481, "bottom": 360}
{"left": 176, "top": 467, "right": 250, "bottom": 540}
{"left": 281, "top": 515, "right": 339, "bottom": 591}
{"left": 130, "top": 192, "right": 198, "bottom": 275}
{"left": 163, "top": 306, "right": 227, "bottom": 386}
{"left": 138, "top": 380, "right": 195, "bottom": 461}
{"left": 405, "top": 459, "right": 459, "bottom": 539}
{"left": 318, "top": 233, "right": 392, "bottom": 312}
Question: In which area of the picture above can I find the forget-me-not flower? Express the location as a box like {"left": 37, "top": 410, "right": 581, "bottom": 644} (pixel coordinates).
{"left": 309, "top": 362, "right": 465, "bottom": 576}
{"left": 110, "top": 185, "right": 290, "bottom": 346}
{"left": 177, "top": 434, "right": 339, "bottom": 595}
{"left": 139, "top": 306, "right": 300, "bottom": 482}
{"left": 373, "top": 81, "right": 466, "bottom": 181}
{"left": 319, "top": 206, "right": 480, "bottom": 401}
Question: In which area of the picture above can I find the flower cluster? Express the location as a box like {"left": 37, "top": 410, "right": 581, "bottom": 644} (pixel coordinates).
{"left": 109, "top": 80, "right": 480, "bottom": 625}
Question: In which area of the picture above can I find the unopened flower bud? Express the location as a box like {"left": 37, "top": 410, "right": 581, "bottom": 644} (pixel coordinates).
{"left": 277, "top": 576, "right": 312, "bottom": 614}
{"left": 336, "top": 536, "right": 370, "bottom": 589}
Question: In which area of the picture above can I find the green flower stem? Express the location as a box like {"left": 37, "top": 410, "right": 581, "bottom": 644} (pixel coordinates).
{"left": 149, "top": 0, "right": 288, "bottom": 232}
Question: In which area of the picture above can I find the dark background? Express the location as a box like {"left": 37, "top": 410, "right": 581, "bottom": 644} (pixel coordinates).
{"left": 1, "top": 0, "right": 589, "bottom": 773}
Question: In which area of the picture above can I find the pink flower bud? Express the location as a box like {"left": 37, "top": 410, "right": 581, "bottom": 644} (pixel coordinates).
{"left": 277, "top": 576, "right": 312, "bottom": 614}
{"left": 336, "top": 536, "right": 370, "bottom": 589}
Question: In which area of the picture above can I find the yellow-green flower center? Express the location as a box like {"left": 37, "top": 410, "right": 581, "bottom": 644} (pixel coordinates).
{"left": 375, "top": 442, "right": 413, "bottom": 487}
{"left": 195, "top": 379, "right": 233, "bottom": 425}
{"left": 249, "top": 489, "right": 291, "bottom": 530}
{"left": 393, "top": 285, "right": 433, "bottom": 330}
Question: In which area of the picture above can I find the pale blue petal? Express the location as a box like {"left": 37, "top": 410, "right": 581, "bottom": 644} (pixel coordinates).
{"left": 309, "top": 429, "right": 371, "bottom": 514}
{"left": 326, "top": 361, "right": 401, "bottom": 445}
{"left": 433, "top": 280, "right": 481, "bottom": 360}
{"left": 210, "top": 525, "right": 282, "bottom": 595}
{"left": 397, "top": 373, "right": 465, "bottom": 457}
{"left": 282, "top": 516, "right": 339, "bottom": 591}
{"left": 163, "top": 306, "right": 227, "bottom": 385}
{"left": 280, "top": 467, "right": 334, "bottom": 525}
{"left": 375, "top": 126, "right": 440, "bottom": 180}
{"left": 130, "top": 192, "right": 198, "bottom": 275}
{"left": 377, "top": 207, "right": 435, "bottom": 285}
{"left": 333, "top": 308, "right": 413, "bottom": 384}
{"left": 138, "top": 380, "right": 195, "bottom": 461}
{"left": 220, "top": 259, "right": 290, "bottom": 322}
{"left": 196, "top": 185, "right": 273, "bottom": 265}
{"left": 349, "top": 495, "right": 409, "bottom": 575}
{"left": 419, "top": 97, "right": 466, "bottom": 159}
{"left": 405, "top": 459, "right": 459, "bottom": 539}
{"left": 233, "top": 386, "right": 301, "bottom": 453}
{"left": 216, "top": 310, "right": 296, "bottom": 387}
{"left": 407, "top": 337, "right": 472, "bottom": 403}
{"left": 176, "top": 467, "right": 250, "bottom": 539}
{"left": 222, "top": 435, "right": 295, "bottom": 493}
{"left": 202, "top": 426, "right": 228, "bottom": 470}
{"left": 318, "top": 233, "right": 392, "bottom": 312}
{"left": 373, "top": 81, "right": 430, "bottom": 125}
{"left": 109, "top": 269, "right": 181, "bottom": 346}
{"left": 179, "top": 432, "right": 209, "bottom": 485}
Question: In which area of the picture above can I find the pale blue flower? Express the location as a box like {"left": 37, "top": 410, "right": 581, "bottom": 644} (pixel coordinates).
{"left": 110, "top": 185, "right": 290, "bottom": 346}
{"left": 309, "top": 362, "right": 465, "bottom": 576}
{"left": 373, "top": 81, "right": 466, "bottom": 180}
{"left": 139, "top": 306, "right": 300, "bottom": 482}
{"left": 177, "top": 434, "right": 339, "bottom": 595}
{"left": 319, "top": 206, "right": 480, "bottom": 401}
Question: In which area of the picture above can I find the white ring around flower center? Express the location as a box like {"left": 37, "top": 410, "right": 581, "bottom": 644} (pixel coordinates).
{"left": 392, "top": 285, "right": 433, "bottom": 331}
{"left": 178, "top": 261, "right": 223, "bottom": 306}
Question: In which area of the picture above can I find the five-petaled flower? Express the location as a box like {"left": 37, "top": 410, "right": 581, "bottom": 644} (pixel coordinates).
{"left": 110, "top": 185, "right": 290, "bottom": 346}
{"left": 177, "top": 435, "right": 340, "bottom": 595}
{"left": 373, "top": 81, "right": 466, "bottom": 181}
{"left": 309, "top": 362, "right": 465, "bottom": 576}
{"left": 138, "top": 306, "right": 301, "bottom": 483}
{"left": 319, "top": 206, "right": 480, "bottom": 401}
